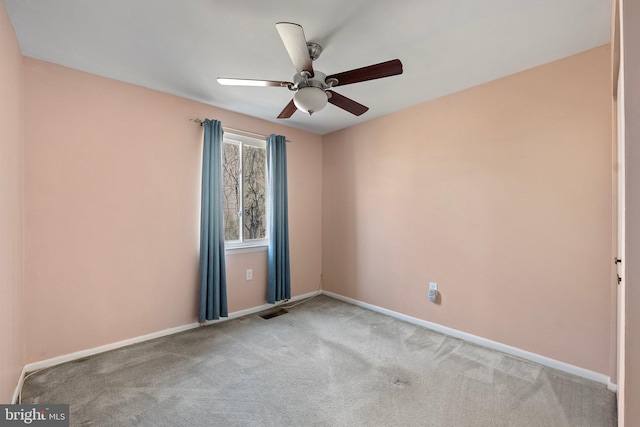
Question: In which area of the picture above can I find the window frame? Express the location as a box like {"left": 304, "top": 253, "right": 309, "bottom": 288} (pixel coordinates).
{"left": 222, "top": 133, "right": 268, "bottom": 252}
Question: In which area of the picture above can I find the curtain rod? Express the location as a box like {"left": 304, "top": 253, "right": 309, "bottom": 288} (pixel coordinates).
{"left": 190, "top": 118, "right": 291, "bottom": 143}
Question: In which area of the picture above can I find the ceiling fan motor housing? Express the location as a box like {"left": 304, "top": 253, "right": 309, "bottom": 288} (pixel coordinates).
{"left": 293, "top": 71, "right": 328, "bottom": 90}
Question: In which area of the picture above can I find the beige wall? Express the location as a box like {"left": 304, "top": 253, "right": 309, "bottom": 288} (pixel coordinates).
{"left": 323, "top": 46, "right": 612, "bottom": 374}
{"left": 0, "top": 0, "right": 24, "bottom": 403}
{"left": 22, "top": 58, "right": 322, "bottom": 363}
{"left": 623, "top": 0, "right": 639, "bottom": 423}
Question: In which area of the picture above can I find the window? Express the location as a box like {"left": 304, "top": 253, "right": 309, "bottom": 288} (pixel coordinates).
{"left": 222, "top": 134, "right": 267, "bottom": 249}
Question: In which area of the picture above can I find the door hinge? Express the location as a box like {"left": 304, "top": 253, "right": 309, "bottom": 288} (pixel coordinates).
{"left": 615, "top": 257, "right": 622, "bottom": 265}
{"left": 618, "top": 274, "right": 622, "bottom": 285}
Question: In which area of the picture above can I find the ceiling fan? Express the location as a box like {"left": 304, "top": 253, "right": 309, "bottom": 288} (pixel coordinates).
{"left": 217, "top": 22, "right": 403, "bottom": 119}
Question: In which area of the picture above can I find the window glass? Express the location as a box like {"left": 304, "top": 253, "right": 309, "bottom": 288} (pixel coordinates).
{"left": 222, "top": 142, "right": 240, "bottom": 241}
{"left": 221, "top": 134, "right": 267, "bottom": 249}
{"left": 242, "top": 145, "right": 266, "bottom": 240}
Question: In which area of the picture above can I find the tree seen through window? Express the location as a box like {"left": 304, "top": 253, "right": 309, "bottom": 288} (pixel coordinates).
{"left": 222, "top": 136, "right": 266, "bottom": 244}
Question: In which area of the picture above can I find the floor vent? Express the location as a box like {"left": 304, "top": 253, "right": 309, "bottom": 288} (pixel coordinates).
{"left": 259, "top": 308, "right": 289, "bottom": 320}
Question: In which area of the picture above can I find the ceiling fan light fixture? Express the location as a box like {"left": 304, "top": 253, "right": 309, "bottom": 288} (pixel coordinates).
{"left": 293, "top": 86, "right": 328, "bottom": 115}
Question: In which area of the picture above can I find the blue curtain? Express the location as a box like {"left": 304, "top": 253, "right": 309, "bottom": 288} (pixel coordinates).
{"left": 198, "top": 119, "right": 228, "bottom": 322}
{"left": 267, "top": 134, "right": 291, "bottom": 303}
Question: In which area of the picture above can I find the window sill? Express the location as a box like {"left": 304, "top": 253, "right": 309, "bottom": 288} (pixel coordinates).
{"left": 225, "top": 244, "right": 268, "bottom": 255}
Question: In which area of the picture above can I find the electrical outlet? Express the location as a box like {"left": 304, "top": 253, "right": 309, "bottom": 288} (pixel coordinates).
{"left": 428, "top": 282, "right": 438, "bottom": 303}
{"left": 246, "top": 269, "right": 253, "bottom": 280}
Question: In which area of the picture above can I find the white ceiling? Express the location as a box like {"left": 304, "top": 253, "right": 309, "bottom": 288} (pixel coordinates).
{"left": 5, "top": 0, "right": 611, "bottom": 135}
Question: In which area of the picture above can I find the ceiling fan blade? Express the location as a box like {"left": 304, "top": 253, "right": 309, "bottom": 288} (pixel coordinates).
{"left": 277, "top": 99, "right": 297, "bottom": 119}
{"left": 276, "top": 22, "right": 313, "bottom": 75}
{"left": 217, "top": 78, "right": 292, "bottom": 87}
{"left": 327, "top": 59, "right": 403, "bottom": 87}
{"left": 327, "top": 90, "right": 369, "bottom": 116}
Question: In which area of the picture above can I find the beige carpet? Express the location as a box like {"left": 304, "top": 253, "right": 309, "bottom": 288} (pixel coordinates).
{"left": 22, "top": 295, "right": 616, "bottom": 426}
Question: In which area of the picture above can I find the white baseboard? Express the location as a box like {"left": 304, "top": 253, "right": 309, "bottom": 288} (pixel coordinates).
{"left": 607, "top": 380, "right": 618, "bottom": 393}
{"left": 10, "top": 366, "right": 28, "bottom": 404}
{"left": 12, "top": 290, "right": 321, "bottom": 403}
{"left": 21, "top": 322, "right": 201, "bottom": 375}
{"left": 202, "top": 290, "right": 320, "bottom": 326}
{"left": 321, "top": 290, "right": 612, "bottom": 387}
